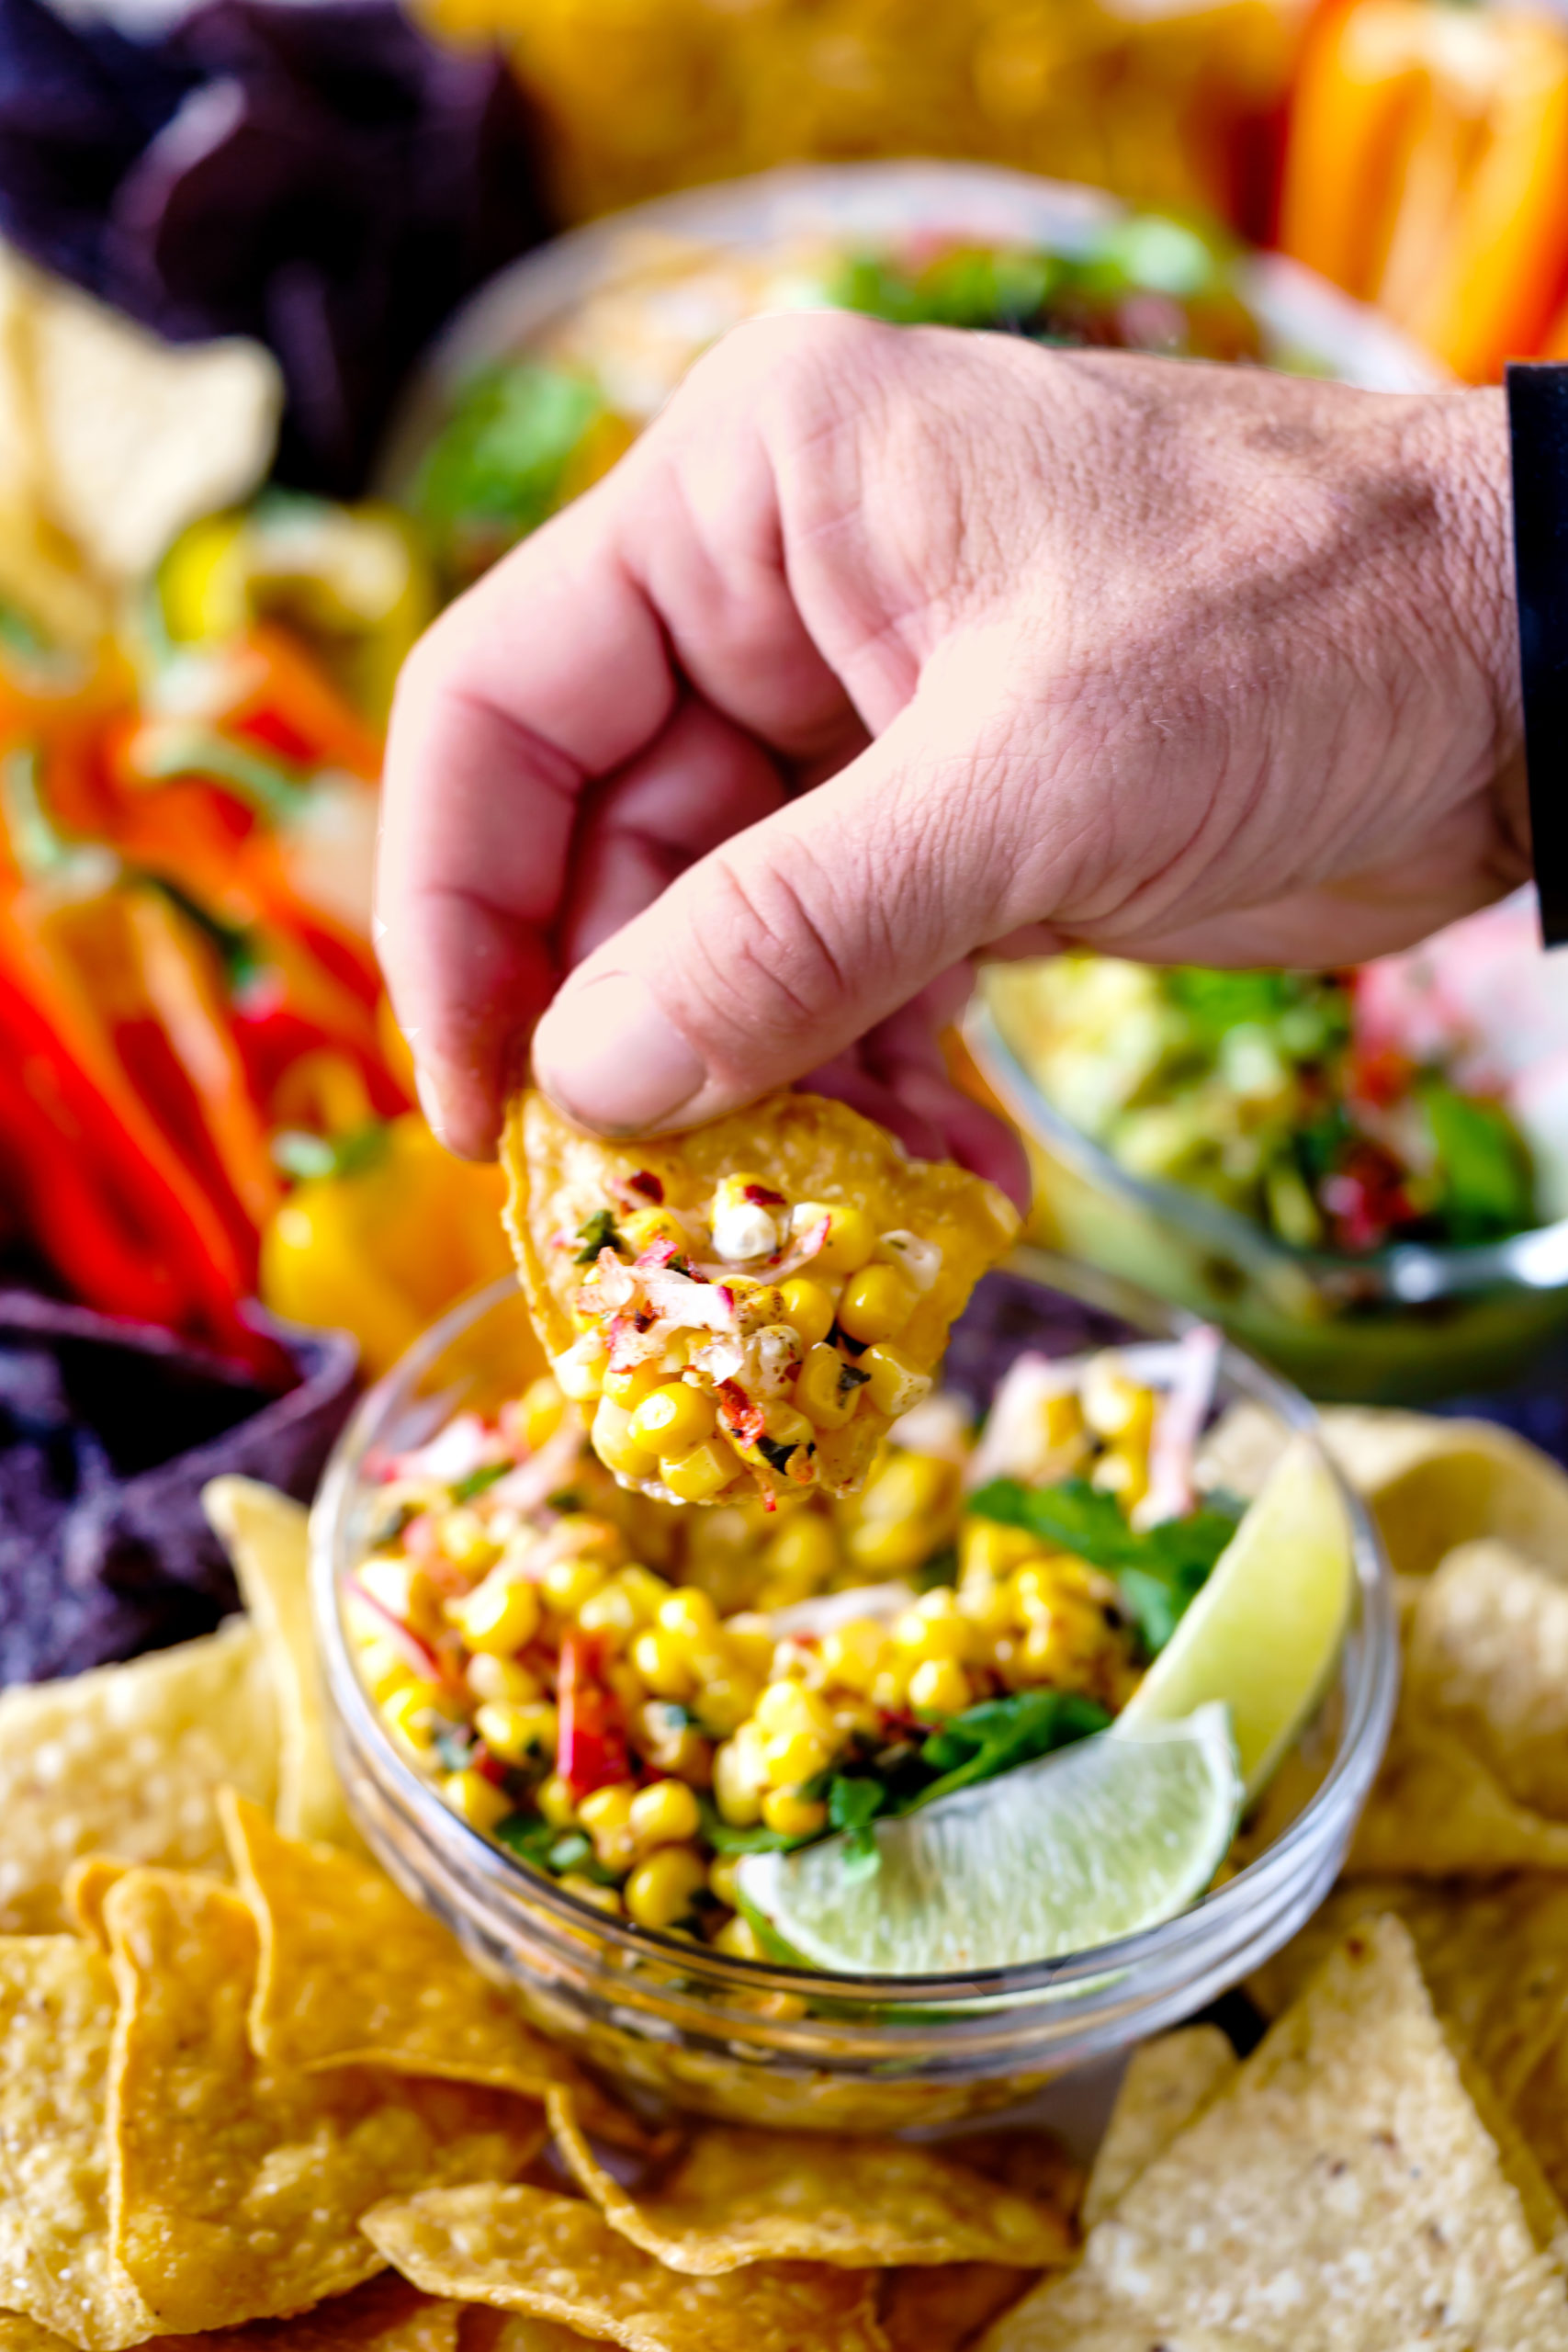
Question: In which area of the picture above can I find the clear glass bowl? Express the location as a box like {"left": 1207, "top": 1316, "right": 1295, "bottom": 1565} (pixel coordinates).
{"left": 968, "top": 994, "right": 1568, "bottom": 1408}
{"left": 311, "top": 1253, "right": 1396, "bottom": 2134}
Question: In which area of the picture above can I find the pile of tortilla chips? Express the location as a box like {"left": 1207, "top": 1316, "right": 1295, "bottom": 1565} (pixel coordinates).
{"left": 16, "top": 1388, "right": 1568, "bottom": 2352}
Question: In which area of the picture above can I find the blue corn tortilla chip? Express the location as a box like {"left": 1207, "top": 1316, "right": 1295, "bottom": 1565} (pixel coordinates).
{"left": 0, "top": 1291, "right": 355, "bottom": 1684}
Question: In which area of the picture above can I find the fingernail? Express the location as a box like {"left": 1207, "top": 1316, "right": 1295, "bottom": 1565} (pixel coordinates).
{"left": 414, "top": 1064, "right": 449, "bottom": 1144}
{"left": 536, "top": 973, "right": 705, "bottom": 1135}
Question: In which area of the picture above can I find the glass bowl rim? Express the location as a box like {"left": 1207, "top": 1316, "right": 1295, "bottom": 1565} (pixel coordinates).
{"left": 967, "top": 989, "right": 1568, "bottom": 1304}
{"left": 311, "top": 1252, "right": 1398, "bottom": 2007}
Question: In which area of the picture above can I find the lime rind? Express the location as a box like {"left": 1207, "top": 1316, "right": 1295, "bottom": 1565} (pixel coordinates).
{"left": 736, "top": 1704, "right": 1240, "bottom": 1978}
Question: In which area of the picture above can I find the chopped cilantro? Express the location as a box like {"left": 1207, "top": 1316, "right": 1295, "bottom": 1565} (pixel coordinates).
{"left": 574, "top": 1208, "right": 626, "bottom": 1263}
{"left": 450, "top": 1460, "right": 510, "bottom": 1504}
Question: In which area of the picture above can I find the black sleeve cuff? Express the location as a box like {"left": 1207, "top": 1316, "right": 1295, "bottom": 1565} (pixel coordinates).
{"left": 1507, "top": 361, "right": 1568, "bottom": 947}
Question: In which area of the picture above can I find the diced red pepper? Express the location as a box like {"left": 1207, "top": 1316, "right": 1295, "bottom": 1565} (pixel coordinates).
{"left": 557, "top": 1627, "right": 630, "bottom": 1795}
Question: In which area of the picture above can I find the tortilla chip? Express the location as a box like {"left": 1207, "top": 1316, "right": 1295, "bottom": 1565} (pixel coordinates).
{"left": 168, "top": 2276, "right": 465, "bottom": 2352}
{"left": 204, "top": 1479, "right": 354, "bottom": 1848}
{"left": 1250, "top": 1875, "right": 1568, "bottom": 2110}
{"left": 0, "top": 1620, "right": 276, "bottom": 1934}
{"left": 880, "top": 2263, "right": 1038, "bottom": 2352}
{"left": 0, "top": 1936, "right": 157, "bottom": 2352}
{"left": 0, "top": 2320, "right": 73, "bottom": 2352}
{"left": 1348, "top": 1724, "right": 1568, "bottom": 1877}
{"left": 504, "top": 1088, "right": 1018, "bottom": 1502}
{"left": 1199, "top": 1404, "right": 1568, "bottom": 1582}
{"left": 1082, "top": 2028, "right": 1238, "bottom": 2229}
{"left": 220, "top": 1792, "right": 580, "bottom": 2100}
{"left": 979, "top": 1918, "right": 1568, "bottom": 2352}
{"left": 104, "top": 1868, "right": 541, "bottom": 2334}
{"left": 361, "top": 2182, "right": 888, "bottom": 2352}
{"left": 466, "top": 2324, "right": 613, "bottom": 2352}
{"left": 547, "top": 2087, "right": 1072, "bottom": 2273}
{"left": 62, "top": 1860, "right": 130, "bottom": 1953}
{"left": 21, "top": 266, "right": 280, "bottom": 583}
{"left": 936, "top": 2128, "right": 1084, "bottom": 2218}
{"left": 1401, "top": 1541, "right": 1568, "bottom": 1818}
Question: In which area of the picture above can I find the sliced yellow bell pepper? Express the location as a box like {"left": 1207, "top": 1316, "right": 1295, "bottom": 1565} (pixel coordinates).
{"left": 260, "top": 1113, "right": 516, "bottom": 1379}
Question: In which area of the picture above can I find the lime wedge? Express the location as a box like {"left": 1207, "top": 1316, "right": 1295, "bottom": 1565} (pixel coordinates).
{"left": 1117, "top": 1434, "right": 1353, "bottom": 1796}
{"left": 736, "top": 1706, "right": 1239, "bottom": 1976}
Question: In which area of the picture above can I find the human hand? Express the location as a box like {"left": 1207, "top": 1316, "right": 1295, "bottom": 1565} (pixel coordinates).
{"left": 378, "top": 314, "right": 1524, "bottom": 1184}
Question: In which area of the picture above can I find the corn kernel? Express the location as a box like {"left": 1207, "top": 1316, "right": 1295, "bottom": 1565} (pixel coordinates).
{"left": 779, "top": 1275, "right": 837, "bottom": 1349}
{"left": 438, "top": 1507, "right": 502, "bottom": 1576}
{"left": 726, "top": 1614, "right": 778, "bottom": 1678}
{"left": 908, "top": 1656, "right": 971, "bottom": 1715}
{"left": 794, "top": 1341, "right": 861, "bottom": 1430}
{"left": 1092, "top": 1446, "right": 1150, "bottom": 1510}
{"left": 891, "top": 1591, "right": 973, "bottom": 1663}
{"left": 617, "top": 1565, "right": 672, "bottom": 1623}
{"left": 631, "top": 1624, "right": 694, "bottom": 1702}
{"left": 870, "top": 1663, "right": 909, "bottom": 1713}
{"left": 694, "top": 1673, "right": 761, "bottom": 1736}
{"left": 625, "top": 1845, "right": 707, "bottom": 1930}
{"left": 474, "top": 1700, "right": 558, "bottom": 1765}
{"left": 761, "top": 1786, "right": 829, "bottom": 1837}
{"left": 516, "top": 1374, "right": 567, "bottom": 1453}
{"left": 537, "top": 1773, "right": 578, "bottom": 1827}
{"left": 380, "top": 1679, "right": 446, "bottom": 1748}
{"left": 956, "top": 1573, "right": 1015, "bottom": 1638}
{"left": 630, "top": 1381, "right": 716, "bottom": 1453}
{"left": 961, "top": 1520, "right": 1039, "bottom": 1577}
{"left": 656, "top": 1589, "right": 719, "bottom": 1640}
{"left": 628, "top": 1778, "right": 703, "bottom": 1849}
{"left": 579, "top": 1781, "right": 638, "bottom": 1868}
{"left": 467, "top": 1652, "right": 542, "bottom": 1705}
{"left": 708, "top": 1854, "right": 743, "bottom": 1907}
{"left": 1080, "top": 1357, "right": 1155, "bottom": 1444}
{"left": 575, "top": 1582, "right": 640, "bottom": 1643}
{"left": 1041, "top": 1390, "right": 1087, "bottom": 1453}
{"left": 636, "top": 1700, "right": 713, "bottom": 1781}
{"left": 713, "top": 1915, "right": 763, "bottom": 1959}
{"left": 552, "top": 1338, "right": 607, "bottom": 1403}
{"left": 754, "top": 1680, "right": 835, "bottom": 1742}
{"left": 558, "top": 1872, "right": 623, "bottom": 1916}
{"left": 860, "top": 1343, "right": 933, "bottom": 1419}
{"left": 592, "top": 1396, "right": 660, "bottom": 1481}
{"left": 443, "top": 1769, "right": 511, "bottom": 1833}
{"left": 798, "top": 1202, "right": 876, "bottom": 1277}
{"left": 713, "top": 1723, "right": 768, "bottom": 1825}
{"left": 847, "top": 1516, "right": 933, "bottom": 1575}
{"left": 356, "top": 1556, "right": 441, "bottom": 1636}
{"left": 1012, "top": 1559, "right": 1075, "bottom": 1621}
{"left": 456, "top": 1570, "right": 541, "bottom": 1657}
{"left": 862, "top": 1451, "right": 953, "bottom": 1522}
{"left": 838, "top": 1263, "right": 915, "bottom": 1345}
{"left": 660, "top": 1437, "right": 741, "bottom": 1503}
{"left": 819, "top": 1618, "right": 889, "bottom": 1692}
{"left": 622, "top": 1206, "right": 686, "bottom": 1255}
{"left": 761, "top": 1510, "right": 838, "bottom": 1589}
{"left": 541, "top": 1553, "right": 609, "bottom": 1613}
{"left": 358, "top": 1637, "right": 414, "bottom": 1703}
{"left": 760, "top": 1726, "right": 834, "bottom": 1786}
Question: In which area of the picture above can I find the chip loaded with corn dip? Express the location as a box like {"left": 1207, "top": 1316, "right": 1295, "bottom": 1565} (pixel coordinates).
{"left": 503, "top": 1089, "right": 1021, "bottom": 1508}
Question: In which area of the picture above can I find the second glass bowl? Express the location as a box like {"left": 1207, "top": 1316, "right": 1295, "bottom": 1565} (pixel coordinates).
{"left": 311, "top": 1252, "right": 1396, "bottom": 2134}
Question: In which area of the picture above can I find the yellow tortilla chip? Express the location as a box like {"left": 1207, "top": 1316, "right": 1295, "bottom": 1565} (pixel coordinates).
{"left": 104, "top": 1868, "right": 541, "bottom": 2335}
{"left": 505, "top": 1087, "right": 1018, "bottom": 1502}
{"left": 220, "top": 1792, "right": 580, "bottom": 2101}
{"left": 361, "top": 2182, "right": 887, "bottom": 2352}
{"left": 62, "top": 1860, "right": 130, "bottom": 1953}
{"left": 1250, "top": 1875, "right": 1568, "bottom": 2112}
{"left": 1402, "top": 1541, "right": 1568, "bottom": 1818}
{"left": 0, "top": 1620, "right": 276, "bottom": 1934}
{"left": 980, "top": 1918, "right": 1568, "bottom": 2352}
{"left": 0, "top": 2320, "right": 73, "bottom": 2352}
{"left": 1348, "top": 1726, "right": 1568, "bottom": 1877}
{"left": 880, "top": 2264, "right": 1039, "bottom": 2352}
{"left": 547, "top": 2087, "right": 1073, "bottom": 2273}
{"left": 0, "top": 1936, "right": 157, "bottom": 2352}
{"left": 204, "top": 1478, "right": 355, "bottom": 1848}
{"left": 1082, "top": 2027, "right": 1238, "bottom": 2229}
{"left": 162, "top": 2276, "right": 465, "bottom": 2352}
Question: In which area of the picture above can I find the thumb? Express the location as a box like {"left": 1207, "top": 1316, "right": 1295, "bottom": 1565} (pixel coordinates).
{"left": 530, "top": 704, "right": 1028, "bottom": 1134}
